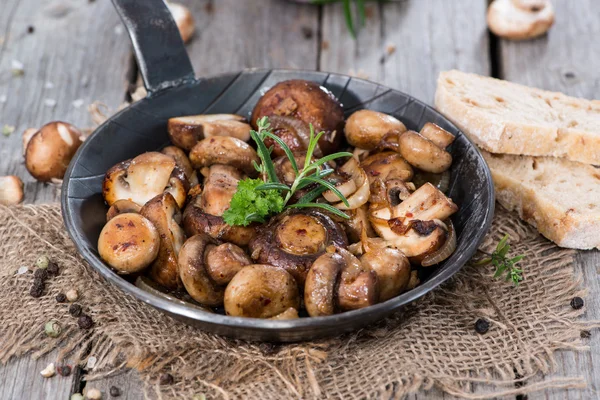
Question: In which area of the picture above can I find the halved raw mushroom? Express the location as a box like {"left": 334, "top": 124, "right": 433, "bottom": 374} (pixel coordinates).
{"left": 25, "top": 121, "right": 83, "bottom": 182}
{"left": 345, "top": 110, "right": 407, "bottom": 150}
{"left": 487, "top": 0, "right": 554, "bottom": 41}
{"left": 224, "top": 264, "right": 300, "bottom": 318}
{"left": 249, "top": 208, "right": 348, "bottom": 286}
{"left": 361, "top": 151, "right": 413, "bottom": 183}
{"left": 398, "top": 131, "right": 452, "bottom": 174}
{"left": 322, "top": 157, "right": 370, "bottom": 210}
{"left": 140, "top": 192, "right": 186, "bottom": 289}
{"left": 0, "top": 175, "right": 24, "bottom": 206}
{"left": 103, "top": 152, "right": 189, "bottom": 208}
{"left": 97, "top": 213, "right": 160, "bottom": 274}
{"left": 106, "top": 199, "right": 142, "bottom": 221}
{"left": 161, "top": 145, "right": 199, "bottom": 187}
{"left": 189, "top": 136, "right": 259, "bottom": 177}
{"left": 178, "top": 234, "right": 224, "bottom": 306}
{"left": 304, "top": 247, "right": 379, "bottom": 317}
{"left": 419, "top": 123, "right": 455, "bottom": 149}
{"left": 168, "top": 114, "right": 250, "bottom": 151}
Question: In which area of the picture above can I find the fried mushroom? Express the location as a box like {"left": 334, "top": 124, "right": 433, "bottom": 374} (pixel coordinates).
{"left": 189, "top": 136, "right": 259, "bottom": 177}
{"left": 361, "top": 151, "right": 413, "bottom": 183}
{"left": 398, "top": 131, "right": 452, "bottom": 173}
{"left": 345, "top": 110, "right": 407, "bottom": 150}
{"left": 360, "top": 247, "right": 410, "bottom": 301}
{"left": 224, "top": 264, "right": 300, "bottom": 318}
{"left": 178, "top": 234, "right": 224, "bottom": 306}
{"left": 168, "top": 114, "right": 250, "bottom": 151}
{"left": 205, "top": 242, "right": 252, "bottom": 285}
{"left": 140, "top": 192, "right": 186, "bottom": 289}
{"left": 103, "top": 152, "right": 189, "bottom": 208}
{"left": 98, "top": 213, "right": 160, "bottom": 274}
{"left": 106, "top": 199, "right": 142, "bottom": 221}
{"left": 161, "top": 145, "right": 199, "bottom": 187}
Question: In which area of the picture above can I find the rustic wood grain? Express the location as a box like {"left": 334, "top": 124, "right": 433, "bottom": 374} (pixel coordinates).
{"left": 82, "top": 370, "right": 147, "bottom": 400}
{"left": 499, "top": 0, "right": 600, "bottom": 398}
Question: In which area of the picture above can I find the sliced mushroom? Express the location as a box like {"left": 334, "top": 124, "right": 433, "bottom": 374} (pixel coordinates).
{"left": 341, "top": 204, "right": 376, "bottom": 243}
{"left": 97, "top": 213, "right": 160, "bottom": 274}
{"left": 106, "top": 199, "right": 142, "bottom": 221}
{"left": 189, "top": 136, "right": 259, "bottom": 177}
{"left": 389, "top": 221, "right": 448, "bottom": 260}
{"left": 103, "top": 152, "right": 189, "bottom": 208}
{"left": 168, "top": 114, "right": 249, "bottom": 151}
{"left": 345, "top": 110, "right": 407, "bottom": 150}
{"left": 361, "top": 151, "right": 413, "bottom": 183}
{"left": 140, "top": 192, "right": 186, "bottom": 289}
{"left": 251, "top": 80, "right": 344, "bottom": 155}
{"left": 419, "top": 123, "right": 455, "bottom": 149}
{"left": 390, "top": 183, "right": 458, "bottom": 224}
{"left": 161, "top": 145, "right": 199, "bottom": 187}
{"left": 25, "top": 121, "right": 83, "bottom": 182}
{"left": 0, "top": 176, "right": 24, "bottom": 206}
{"left": 398, "top": 131, "right": 452, "bottom": 173}
{"left": 205, "top": 242, "right": 252, "bottom": 286}
{"left": 178, "top": 234, "right": 224, "bottom": 306}
{"left": 487, "top": 0, "right": 554, "bottom": 41}
{"left": 167, "top": 2, "right": 195, "bottom": 43}
{"left": 224, "top": 264, "right": 300, "bottom": 318}
{"left": 360, "top": 247, "right": 410, "bottom": 302}
{"left": 304, "top": 247, "right": 379, "bottom": 317}
{"left": 323, "top": 157, "right": 370, "bottom": 210}
{"left": 249, "top": 208, "right": 348, "bottom": 286}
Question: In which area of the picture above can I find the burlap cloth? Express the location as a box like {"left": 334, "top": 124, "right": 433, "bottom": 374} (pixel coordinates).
{"left": 0, "top": 204, "right": 596, "bottom": 399}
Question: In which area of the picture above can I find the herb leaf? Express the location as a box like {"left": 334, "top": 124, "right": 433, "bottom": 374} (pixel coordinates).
{"left": 223, "top": 178, "right": 285, "bottom": 226}
{"left": 474, "top": 234, "right": 525, "bottom": 286}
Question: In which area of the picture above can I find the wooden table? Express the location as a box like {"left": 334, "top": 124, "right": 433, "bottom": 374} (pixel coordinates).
{"left": 0, "top": 0, "right": 598, "bottom": 398}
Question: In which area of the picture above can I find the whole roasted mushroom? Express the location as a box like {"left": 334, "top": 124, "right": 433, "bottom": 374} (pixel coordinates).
{"left": 361, "top": 151, "right": 413, "bottom": 183}
{"left": 140, "top": 192, "right": 186, "bottom": 289}
{"left": 249, "top": 208, "right": 348, "bottom": 286}
{"left": 189, "top": 136, "right": 259, "bottom": 177}
{"left": 103, "top": 152, "right": 189, "bottom": 208}
{"left": 224, "top": 264, "right": 300, "bottom": 318}
{"left": 304, "top": 247, "right": 379, "bottom": 317}
{"left": 345, "top": 110, "right": 407, "bottom": 150}
{"left": 25, "top": 121, "right": 83, "bottom": 182}
{"left": 98, "top": 213, "right": 160, "bottom": 274}
{"left": 161, "top": 145, "right": 199, "bottom": 187}
{"left": 360, "top": 247, "right": 410, "bottom": 302}
{"left": 397, "top": 131, "right": 452, "bottom": 174}
{"left": 251, "top": 80, "right": 344, "bottom": 155}
{"left": 168, "top": 114, "right": 250, "bottom": 151}
{"left": 106, "top": 199, "right": 142, "bottom": 221}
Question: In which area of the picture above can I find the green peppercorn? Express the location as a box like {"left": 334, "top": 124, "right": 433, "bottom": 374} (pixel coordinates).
{"left": 70, "top": 394, "right": 84, "bottom": 400}
{"left": 45, "top": 320, "right": 62, "bottom": 338}
{"left": 192, "top": 395, "right": 206, "bottom": 400}
{"left": 35, "top": 255, "right": 50, "bottom": 269}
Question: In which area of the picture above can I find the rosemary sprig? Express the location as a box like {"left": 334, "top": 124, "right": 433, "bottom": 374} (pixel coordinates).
{"left": 310, "top": 0, "right": 377, "bottom": 38}
{"left": 474, "top": 234, "right": 525, "bottom": 286}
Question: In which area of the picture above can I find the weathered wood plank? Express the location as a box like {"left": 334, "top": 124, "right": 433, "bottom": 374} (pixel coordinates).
{"left": 499, "top": 0, "right": 600, "bottom": 398}
{"left": 0, "top": 0, "right": 132, "bottom": 398}
{"left": 82, "top": 370, "right": 148, "bottom": 400}
{"left": 182, "top": 0, "right": 320, "bottom": 76}
{"left": 0, "top": 0, "right": 132, "bottom": 205}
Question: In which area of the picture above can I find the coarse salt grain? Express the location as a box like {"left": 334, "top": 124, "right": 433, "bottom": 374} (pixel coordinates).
{"left": 16, "top": 266, "right": 28, "bottom": 275}
{"left": 86, "top": 356, "right": 97, "bottom": 369}
{"left": 43, "top": 98, "right": 57, "bottom": 108}
{"left": 72, "top": 99, "right": 84, "bottom": 108}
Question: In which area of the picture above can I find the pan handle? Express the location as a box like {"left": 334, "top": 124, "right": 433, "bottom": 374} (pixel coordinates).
{"left": 111, "top": 0, "right": 195, "bottom": 94}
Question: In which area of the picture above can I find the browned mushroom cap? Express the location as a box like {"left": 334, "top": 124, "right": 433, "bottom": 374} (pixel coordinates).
{"left": 168, "top": 114, "right": 250, "bottom": 151}
{"left": 264, "top": 116, "right": 318, "bottom": 157}
{"left": 360, "top": 247, "right": 410, "bottom": 302}
{"left": 398, "top": 131, "right": 452, "bottom": 173}
{"left": 251, "top": 80, "right": 344, "bottom": 155}
{"left": 189, "top": 136, "right": 259, "bottom": 177}
{"left": 345, "top": 110, "right": 407, "bottom": 150}
{"left": 178, "top": 234, "right": 225, "bottom": 306}
{"left": 249, "top": 208, "right": 348, "bottom": 286}
{"left": 304, "top": 247, "right": 379, "bottom": 317}
{"left": 98, "top": 213, "right": 160, "bottom": 274}
{"left": 183, "top": 183, "right": 256, "bottom": 246}
{"left": 103, "top": 152, "right": 189, "bottom": 208}
{"left": 140, "top": 192, "right": 186, "bottom": 289}
{"left": 106, "top": 199, "right": 142, "bottom": 221}
{"left": 224, "top": 264, "right": 300, "bottom": 318}
{"left": 487, "top": 0, "right": 554, "bottom": 41}
{"left": 0, "top": 175, "right": 24, "bottom": 206}
{"left": 200, "top": 165, "right": 244, "bottom": 216}
{"left": 205, "top": 242, "right": 252, "bottom": 286}
{"left": 25, "top": 121, "right": 83, "bottom": 182}
{"left": 419, "top": 123, "right": 455, "bottom": 149}
{"left": 161, "top": 145, "right": 199, "bottom": 187}
{"left": 361, "top": 151, "right": 413, "bottom": 183}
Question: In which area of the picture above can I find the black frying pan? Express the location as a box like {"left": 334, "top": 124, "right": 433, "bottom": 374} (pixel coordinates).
{"left": 61, "top": 0, "right": 495, "bottom": 342}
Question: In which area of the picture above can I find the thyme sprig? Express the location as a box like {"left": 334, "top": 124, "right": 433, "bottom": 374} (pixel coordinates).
{"left": 474, "top": 234, "right": 525, "bottom": 286}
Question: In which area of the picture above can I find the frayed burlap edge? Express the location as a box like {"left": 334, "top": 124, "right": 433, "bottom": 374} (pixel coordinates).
{"left": 0, "top": 203, "right": 598, "bottom": 400}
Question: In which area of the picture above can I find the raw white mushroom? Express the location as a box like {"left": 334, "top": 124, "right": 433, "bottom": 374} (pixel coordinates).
{"left": 0, "top": 175, "right": 24, "bottom": 205}
{"left": 487, "top": 0, "right": 555, "bottom": 41}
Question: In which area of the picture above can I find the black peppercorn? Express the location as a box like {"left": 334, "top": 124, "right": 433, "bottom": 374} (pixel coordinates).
{"left": 109, "top": 386, "right": 121, "bottom": 397}
{"left": 27, "top": 26, "right": 34, "bottom": 33}
{"left": 34, "top": 268, "right": 48, "bottom": 281}
{"left": 159, "top": 373, "right": 174, "bottom": 385}
{"left": 571, "top": 297, "right": 584, "bottom": 310}
{"left": 30, "top": 280, "right": 45, "bottom": 298}
{"left": 474, "top": 318, "right": 490, "bottom": 334}
{"left": 57, "top": 365, "right": 72, "bottom": 376}
{"left": 77, "top": 314, "right": 94, "bottom": 329}
{"left": 69, "top": 304, "right": 83, "bottom": 317}
{"left": 56, "top": 293, "right": 67, "bottom": 303}
{"left": 581, "top": 330, "right": 592, "bottom": 339}
{"left": 301, "top": 26, "right": 313, "bottom": 40}
{"left": 47, "top": 262, "right": 59, "bottom": 276}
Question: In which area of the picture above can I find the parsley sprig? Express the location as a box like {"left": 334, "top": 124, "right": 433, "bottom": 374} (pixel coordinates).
{"left": 223, "top": 116, "right": 352, "bottom": 226}
{"left": 474, "top": 234, "right": 525, "bottom": 286}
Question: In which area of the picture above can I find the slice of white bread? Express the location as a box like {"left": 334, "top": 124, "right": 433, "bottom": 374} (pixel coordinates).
{"left": 482, "top": 150, "right": 600, "bottom": 249}
{"left": 435, "top": 70, "right": 600, "bottom": 165}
